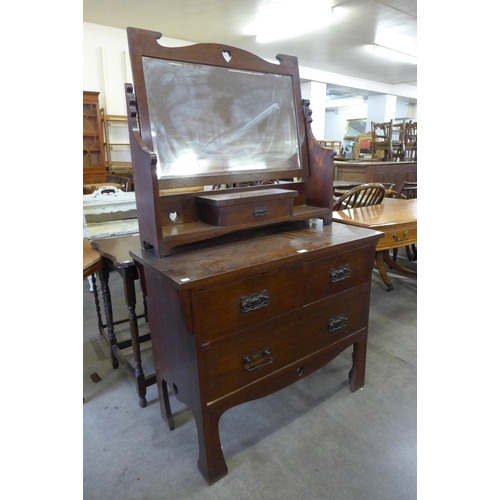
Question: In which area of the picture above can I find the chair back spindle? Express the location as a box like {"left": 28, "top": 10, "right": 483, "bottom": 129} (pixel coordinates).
{"left": 332, "top": 183, "right": 386, "bottom": 211}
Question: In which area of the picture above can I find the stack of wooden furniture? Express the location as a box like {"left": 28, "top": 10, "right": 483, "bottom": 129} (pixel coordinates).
{"left": 333, "top": 119, "right": 417, "bottom": 193}
{"left": 124, "top": 27, "right": 383, "bottom": 485}
{"left": 369, "top": 120, "right": 417, "bottom": 161}
{"left": 371, "top": 119, "right": 405, "bottom": 161}
{"left": 405, "top": 121, "right": 417, "bottom": 160}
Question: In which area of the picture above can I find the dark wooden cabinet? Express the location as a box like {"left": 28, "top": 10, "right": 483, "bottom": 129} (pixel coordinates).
{"left": 334, "top": 160, "right": 417, "bottom": 194}
{"left": 83, "top": 91, "right": 106, "bottom": 184}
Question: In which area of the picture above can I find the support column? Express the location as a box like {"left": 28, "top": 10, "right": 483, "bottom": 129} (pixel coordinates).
{"left": 301, "top": 81, "right": 326, "bottom": 141}
{"left": 366, "top": 94, "right": 397, "bottom": 131}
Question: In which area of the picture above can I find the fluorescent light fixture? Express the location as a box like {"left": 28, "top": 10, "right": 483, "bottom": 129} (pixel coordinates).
{"left": 325, "top": 97, "right": 366, "bottom": 108}
{"left": 255, "top": 0, "right": 334, "bottom": 43}
{"left": 373, "top": 44, "right": 417, "bottom": 65}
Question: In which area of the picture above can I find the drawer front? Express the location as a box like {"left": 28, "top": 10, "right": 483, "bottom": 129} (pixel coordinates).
{"left": 197, "top": 265, "right": 301, "bottom": 343}
{"left": 300, "top": 284, "right": 370, "bottom": 349}
{"left": 202, "top": 284, "right": 370, "bottom": 402}
{"left": 303, "top": 245, "right": 373, "bottom": 304}
{"left": 201, "top": 198, "right": 293, "bottom": 226}
{"left": 376, "top": 224, "right": 417, "bottom": 251}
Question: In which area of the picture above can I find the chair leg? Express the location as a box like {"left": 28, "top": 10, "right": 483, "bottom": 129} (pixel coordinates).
{"left": 394, "top": 245, "right": 416, "bottom": 262}
{"left": 406, "top": 244, "right": 417, "bottom": 261}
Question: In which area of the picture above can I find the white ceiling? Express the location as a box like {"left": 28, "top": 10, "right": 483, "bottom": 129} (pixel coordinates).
{"left": 83, "top": 0, "right": 417, "bottom": 100}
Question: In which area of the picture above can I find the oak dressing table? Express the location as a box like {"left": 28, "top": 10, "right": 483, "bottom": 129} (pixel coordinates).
{"left": 125, "top": 27, "right": 382, "bottom": 484}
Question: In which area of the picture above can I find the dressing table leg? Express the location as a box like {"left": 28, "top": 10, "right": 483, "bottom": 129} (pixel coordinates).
{"left": 158, "top": 379, "right": 175, "bottom": 431}
{"left": 195, "top": 409, "right": 228, "bottom": 485}
{"left": 349, "top": 335, "right": 367, "bottom": 392}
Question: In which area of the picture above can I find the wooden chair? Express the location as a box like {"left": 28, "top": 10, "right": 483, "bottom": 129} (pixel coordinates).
{"left": 358, "top": 133, "right": 373, "bottom": 158}
{"left": 392, "top": 122, "right": 406, "bottom": 161}
{"left": 393, "top": 181, "right": 417, "bottom": 261}
{"left": 319, "top": 140, "right": 341, "bottom": 156}
{"left": 405, "top": 121, "right": 417, "bottom": 160}
{"left": 381, "top": 183, "right": 397, "bottom": 197}
{"left": 332, "top": 183, "right": 385, "bottom": 211}
{"left": 371, "top": 120, "right": 405, "bottom": 161}
{"left": 396, "top": 180, "right": 417, "bottom": 199}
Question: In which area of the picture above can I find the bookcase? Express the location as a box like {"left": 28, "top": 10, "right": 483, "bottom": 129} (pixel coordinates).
{"left": 83, "top": 91, "right": 106, "bottom": 184}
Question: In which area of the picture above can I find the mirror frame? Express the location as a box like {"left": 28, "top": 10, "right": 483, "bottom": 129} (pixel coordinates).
{"left": 127, "top": 27, "right": 310, "bottom": 189}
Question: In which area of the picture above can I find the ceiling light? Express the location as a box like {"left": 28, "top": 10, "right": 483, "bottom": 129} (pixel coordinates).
{"left": 372, "top": 44, "right": 417, "bottom": 65}
{"left": 255, "top": 0, "right": 334, "bottom": 43}
{"left": 325, "top": 97, "right": 366, "bottom": 108}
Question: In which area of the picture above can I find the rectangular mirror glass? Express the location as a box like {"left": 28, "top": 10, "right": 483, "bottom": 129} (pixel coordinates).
{"left": 344, "top": 118, "right": 367, "bottom": 139}
{"left": 143, "top": 57, "right": 303, "bottom": 180}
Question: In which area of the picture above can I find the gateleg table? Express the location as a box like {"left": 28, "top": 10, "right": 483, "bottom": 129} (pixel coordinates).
{"left": 90, "top": 235, "right": 156, "bottom": 407}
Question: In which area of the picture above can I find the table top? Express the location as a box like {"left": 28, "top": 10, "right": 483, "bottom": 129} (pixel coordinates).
{"left": 131, "top": 221, "right": 383, "bottom": 289}
{"left": 90, "top": 235, "right": 142, "bottom": 268}
{"left": 332, "top": 198, "right": 417, "bottom": 229}
{"left": 83, "top": 239, "right": 105, "bottom": 278}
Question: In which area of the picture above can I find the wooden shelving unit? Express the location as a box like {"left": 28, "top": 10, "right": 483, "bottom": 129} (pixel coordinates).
{"left": 101, "top": 110, "right": 132, "bottom": 175}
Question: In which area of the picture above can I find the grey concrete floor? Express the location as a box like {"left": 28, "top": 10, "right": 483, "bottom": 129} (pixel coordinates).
{"left": 83, "top": 256, "right": 417, "bottom": 500}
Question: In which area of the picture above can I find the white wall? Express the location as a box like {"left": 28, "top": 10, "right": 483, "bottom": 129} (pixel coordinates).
{"left": 83, "top": 23, "right": 193, "bottom": 113}
{"left": 324, "top": 104, "right": 368, "bottom": 142}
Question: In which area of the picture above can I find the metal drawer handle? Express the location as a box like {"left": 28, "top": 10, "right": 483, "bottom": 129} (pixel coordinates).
{"left": 240, "top": 290, "right": 269, "bottom": 313}
{"left": 243, "top": 348, "right": 274, "bottom": 372}
{"left": 393, "top": 231, "right": 409, "bottom": 242}
{"left": 253, "top": 207, "right": 269, "bottom": 217}
{"left": 330, "top": 264, "right": 351, "bottom": 283}
{"left": 328, "top": 315, "right": 348, "bottom": 332}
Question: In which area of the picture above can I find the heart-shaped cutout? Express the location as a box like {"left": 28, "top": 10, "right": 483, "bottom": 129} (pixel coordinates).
{"left": 222, "top": 50, "right": 232, "bottom": 63}
{"left": 169, "top": 211, "right": 178, "bottom": 222}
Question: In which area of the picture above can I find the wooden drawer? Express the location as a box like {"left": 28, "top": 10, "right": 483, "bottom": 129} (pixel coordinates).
{"left": 197, "top": 264, "right": 301, "bottom": 343}
{"left": 202, "top": 284, "right": 370, "bottom": 402}
{"left": 196, "top": 188, "right": 297, "bottom": 226}
{"left": 376, "top": 224, "right": 417, "bottom": 251}
{"left": 302, "top": 245, "right": 373, "bottom": 304}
